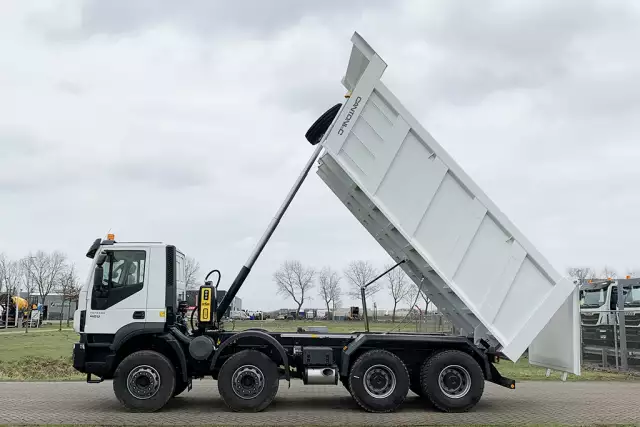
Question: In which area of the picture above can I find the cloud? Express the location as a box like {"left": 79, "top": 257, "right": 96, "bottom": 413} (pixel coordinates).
{"left": 76, "top": 0, "right": 392, "bottom": 38}
{"left": 0, "top": 0, "right": 639, "bottom": 311}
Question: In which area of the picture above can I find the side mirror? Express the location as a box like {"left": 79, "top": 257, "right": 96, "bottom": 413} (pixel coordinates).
{"left": 93, "top": 265, "right": 105, "bottom": 291}
{"left": 96, "top": 253, "right": 107, "bottom": 266}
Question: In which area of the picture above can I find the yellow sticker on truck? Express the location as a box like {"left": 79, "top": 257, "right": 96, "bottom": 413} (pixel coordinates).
{"left": 199, "top": 287, "right": 212, "bottom": 322}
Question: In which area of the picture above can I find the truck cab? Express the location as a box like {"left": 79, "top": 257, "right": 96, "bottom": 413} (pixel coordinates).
{"left": 580, "top": 278, "right": 640, "bottom": 327}
{"left": 73, "top": 236, "right": 187, "bottom": 379}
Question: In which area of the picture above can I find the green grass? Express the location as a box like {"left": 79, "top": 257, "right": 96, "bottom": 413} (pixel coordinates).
{"left": 497, "top": 356, "right": 638, "bottom": 381}
{"left": 0, "top": 323, "right": 73, "bottom": 334}
{"left": 229, "top": 319, "right": 423, "bottom": 333}
{"left": 1, "top": 321, "right": 637, "bottom": 382}
{"left": 1, "top": 424, "right": 638, "bottom": 427}
{"left": 0, "top": 329, "right": 82, "bottom": 381}
{"left": 4, "top": 425, "right": 635, "bottom": 427}
{"left": 0, "top": 330, "right": 78, "bottom": 362}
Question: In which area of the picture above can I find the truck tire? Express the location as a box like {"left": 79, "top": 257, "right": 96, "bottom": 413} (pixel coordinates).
{"left": 420, "top": 350, "right": 484, "bottom": 412}
{"left": 217, "top": 349, "right": 279, "bottom": 412}
{"left": 112, "top": 350, "right": 176, "bottom": 412}
{"left": 305, "top": 103, "right": 342, "bottom": 145}
{"left": 348, "top": 349, "right": 409, "bottom": 413}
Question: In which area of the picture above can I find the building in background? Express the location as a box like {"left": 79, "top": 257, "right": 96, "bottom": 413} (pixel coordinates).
{"left": 18, "top": 292, "right": 77, "bottom": 321}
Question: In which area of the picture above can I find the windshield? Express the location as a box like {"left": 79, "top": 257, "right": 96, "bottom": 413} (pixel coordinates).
{"left": 581, "top": 289, "right": 606, "bottom": 308}
{"left": 624, "top": 285, "right": 640, "bottom": 307}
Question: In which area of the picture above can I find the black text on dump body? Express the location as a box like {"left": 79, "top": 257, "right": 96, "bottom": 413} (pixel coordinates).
{"left": 337, "top": 96, "right": 362, "bottom": 135}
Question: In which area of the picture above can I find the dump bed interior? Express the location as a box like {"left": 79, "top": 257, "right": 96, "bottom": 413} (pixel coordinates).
{"left": 316, "top": 32, "right": 580, "bottom": 375}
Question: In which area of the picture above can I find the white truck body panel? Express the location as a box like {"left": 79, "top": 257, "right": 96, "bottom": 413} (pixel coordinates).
{"left": 316, "top": 32, "right": 580, "bottom": 375}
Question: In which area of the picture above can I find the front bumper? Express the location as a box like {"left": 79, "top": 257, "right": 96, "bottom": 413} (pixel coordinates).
{"left": 72, "top": 343, "right": 86, "bottom": 372}
{"left": 73, "top": 341, "right": 114, "bottom": 380}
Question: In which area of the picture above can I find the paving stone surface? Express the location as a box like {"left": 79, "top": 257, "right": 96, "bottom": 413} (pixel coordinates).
{"left": 1, "top": 380, "right": 639, "bottom": 425}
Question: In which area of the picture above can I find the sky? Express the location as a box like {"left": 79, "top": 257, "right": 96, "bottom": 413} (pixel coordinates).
{"left": 1, "top": 0, "right": 639, "bottom": 312}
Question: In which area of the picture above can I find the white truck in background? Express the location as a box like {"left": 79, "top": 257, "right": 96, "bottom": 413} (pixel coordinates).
{"left": 72, "top": 32, "right": 581, "bottom": 414}
{"left": 580, "top": 278, "right": 640, "bottom": 326}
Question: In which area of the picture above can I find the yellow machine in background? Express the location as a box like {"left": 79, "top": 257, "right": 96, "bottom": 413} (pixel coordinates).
{"left": 11, "top": 296, "right": 28, "bottom": 311}
{"left": 0, "top": 295, "right": 40, "bottom": 328}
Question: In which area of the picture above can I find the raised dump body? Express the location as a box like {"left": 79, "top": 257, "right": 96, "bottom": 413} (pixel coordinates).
{"left": 316, "top": 32, "right": 581, "bottom": 375}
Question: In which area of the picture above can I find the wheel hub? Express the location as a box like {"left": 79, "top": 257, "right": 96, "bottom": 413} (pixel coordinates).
{"left": 438, "top": 364, "right": 471, "bottom": 399}
{"left": 363, "top": 364, "right": 396, "bottom": 399}
{"left": 232, "top": 365, "right": 265, "bottom": 400}
{"left": 127, "top": 365, "right": 161, "bottom": 400}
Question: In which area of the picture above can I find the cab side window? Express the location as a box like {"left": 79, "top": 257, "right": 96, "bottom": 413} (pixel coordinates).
{"left": 103, "top": 250, "right": 146, "bottom": 289}
{"left": 91, "top": 250, "right": 147, "bottom": 311}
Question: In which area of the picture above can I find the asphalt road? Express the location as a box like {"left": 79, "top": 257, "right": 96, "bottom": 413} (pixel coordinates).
{"left": 1, "top": 380, "right": 639, "bottom": 425}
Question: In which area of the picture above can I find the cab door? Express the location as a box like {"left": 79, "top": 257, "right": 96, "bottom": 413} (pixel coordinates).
{"left": 84, "top": 247, "right": 149, "bottom": 334}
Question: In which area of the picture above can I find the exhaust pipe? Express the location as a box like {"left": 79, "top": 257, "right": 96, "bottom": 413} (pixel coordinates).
{"left": 304, "top": 367, "right": 338, "bottom": 385}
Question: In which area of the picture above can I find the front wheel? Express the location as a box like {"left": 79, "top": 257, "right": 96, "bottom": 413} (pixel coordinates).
{"left": 217, "top": 349, "right": 279, "bottom": 412}
{"left": 112, "top": 350, "right": 176, "bottom": 412}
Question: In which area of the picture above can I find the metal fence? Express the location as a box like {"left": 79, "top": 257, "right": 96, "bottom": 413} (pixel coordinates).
{"left": 581, "top": 309, "right": 640, "bottom": 371}
{"left": 413, "top": 309, "right": 640, "bottom": 372}
{"left": 414, "top": 312, "right": 455, "bottom": 334}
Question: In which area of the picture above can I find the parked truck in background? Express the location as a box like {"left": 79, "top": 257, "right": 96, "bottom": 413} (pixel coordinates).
{"left": 71, "top": 32, "right": 581, "bottom": 414}
{"left": 580, "top": 278, "right": 640, "bottom": 327}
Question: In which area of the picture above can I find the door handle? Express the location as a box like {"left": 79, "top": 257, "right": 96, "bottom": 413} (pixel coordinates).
{"left": 133, "top": 311, "right": 145, "bottom": 319}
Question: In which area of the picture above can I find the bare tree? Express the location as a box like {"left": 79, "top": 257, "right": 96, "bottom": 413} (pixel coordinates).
{"left": 318, "top": 266, "right": 342, "bottom": 320}
{"left": 344, "top": 261, "right": 380, "bottom": 308}
{"left": 25, "top": 250, "right": 67, "bottom": 308}
{"left": 601, "top": 266, "right": 618, "bottom": 280}
{"left": 420, "top": 292, "right": 430, "bottom": 313}
{"left": 0, "top": 253, "right": 5, "bottom": 295}
{"left": 273, "top": 260, "right": 315, "bottom": 319}
{"left": 1, "top": 254, "right": 22, "bottom": 328}
{"left": 0, "top": 253, "right": 11, "bottom": 294}
{"left": 20, "top": 256, "right": 37, "bottom": 333}
{"left": 385, "top": 265, "right": 410, "bottom": 322}
{"left": 57, "top": 263, "right": 79, "bottom": 331}
{"left": 66, "top": 279, "right": 82, "bottom": 327}
{"left": 403, "top": 285, "right": 423, "bottom": 309}
{"left": 404, "top": 286, "right": 417, "bottom": 307}
{"left": 567, "top": 267, "right": 595, "bottom": 286}
{"left": 185, "top": 256, "right": 200, "bottom": 290}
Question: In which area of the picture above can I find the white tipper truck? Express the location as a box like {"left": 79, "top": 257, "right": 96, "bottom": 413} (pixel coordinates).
{"left": 72, "top": 32, "right": 581, "bottom": 414}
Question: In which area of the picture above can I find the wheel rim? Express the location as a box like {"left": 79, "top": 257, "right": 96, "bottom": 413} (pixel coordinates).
{"left": 127, "top": 365, "right": 161, "bottom": 400}
{"left": 438, "top": 364, "right": 472, "bottom": 399}
{"left": 363, "top": 364, "right": 396, "bottom": 399}
{"left": 231, "top": 365, "right": 265, "bottom": 400}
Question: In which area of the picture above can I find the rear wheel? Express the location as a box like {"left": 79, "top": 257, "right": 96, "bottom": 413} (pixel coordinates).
{"left": 217, "top": 349, "right": 279, "bottom": 412}
{"left": 420, "top": 350, "right": 485, "bottom": 412}
{"left": 348, "top": 349, "right": 409, "bottom": 413}
{"left": 113, "top": 350, "right": 176, "bottom": 412}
